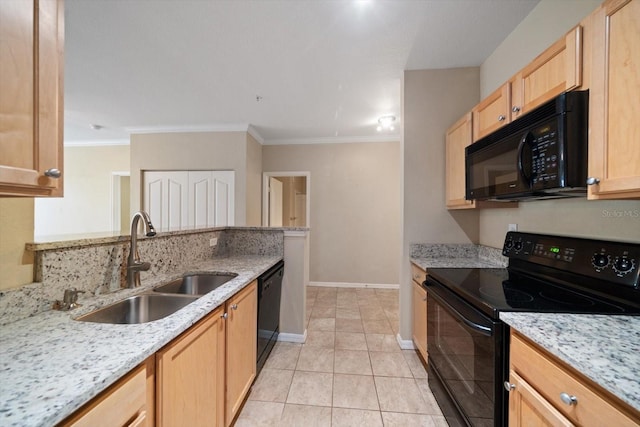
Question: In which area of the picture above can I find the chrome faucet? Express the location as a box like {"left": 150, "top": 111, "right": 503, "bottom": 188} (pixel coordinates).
{"left": 126, "top": 211, "right": 157, "bottom": 288}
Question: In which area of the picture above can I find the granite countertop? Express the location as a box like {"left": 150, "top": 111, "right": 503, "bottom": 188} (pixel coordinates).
{"left": 0, "top": 255, "right": 282, "bottom": 427}
{"left": 500, "top": 312, "right": 640, "bottom": 412}
{"left": 411, "top": 256, "right": 505, "bottom": 270}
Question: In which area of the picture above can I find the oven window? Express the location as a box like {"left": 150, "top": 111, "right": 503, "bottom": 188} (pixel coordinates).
{"left": 428, "top": 293, "right": 497, "bottom": 426}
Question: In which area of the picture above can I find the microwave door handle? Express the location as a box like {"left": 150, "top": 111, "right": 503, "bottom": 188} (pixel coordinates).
{"left": 427, "top": 286, "right": 493, "bottom": 337}
{"left": 517, "top": 132, "right": 534, "bottom": 187}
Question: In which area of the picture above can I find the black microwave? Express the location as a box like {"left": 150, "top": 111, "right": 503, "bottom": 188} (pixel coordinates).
{"left": 465, "top": 90, "right": 589, "bottom": 201}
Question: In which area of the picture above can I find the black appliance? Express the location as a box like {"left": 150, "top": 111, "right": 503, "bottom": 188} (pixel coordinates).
{"left": 257, "top": 260, "right": 284, "bottom": 374}
{"left": 466, "top": 90, "right": 588, "bottom": 201}
{"left": 425, "top": 232, "right": 640, "bottom": 427}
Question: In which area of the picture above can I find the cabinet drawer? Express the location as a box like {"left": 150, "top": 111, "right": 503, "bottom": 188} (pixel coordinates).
{"left": 61, "top": 362, "right": 148, "bottom": 427}
{"left": 410, "top": 263, "right": 426, "bottom": 285}
{"left": 510, "top": 332, "right": 639, "bottom": 427}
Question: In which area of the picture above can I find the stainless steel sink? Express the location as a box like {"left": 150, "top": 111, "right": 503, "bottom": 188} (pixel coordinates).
{"left": 76, "top": 294, "right": 199, "bottom": 324}
{"left": 153, "top": 273, "right": 237, "bottom": 296}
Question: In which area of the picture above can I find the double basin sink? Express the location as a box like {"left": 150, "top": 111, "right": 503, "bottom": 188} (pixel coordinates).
{"left": 77, "top": 273, "right": 237, "bottom": 324}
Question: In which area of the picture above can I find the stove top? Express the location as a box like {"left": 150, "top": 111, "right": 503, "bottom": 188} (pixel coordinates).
{"left": 426, "top": 232, "right": 640, "bottom": 320}
{"left": 426, "top": 267, "right": 640, "bottom": 319}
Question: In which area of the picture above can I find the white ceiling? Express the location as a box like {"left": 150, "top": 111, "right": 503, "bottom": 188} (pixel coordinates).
{"left": 64, "top": 0, "right": 539, "bottom": 145}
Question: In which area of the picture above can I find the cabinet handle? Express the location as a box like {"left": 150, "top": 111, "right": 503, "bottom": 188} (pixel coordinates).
{"left": 127, "top": 411, "right": 146, "bottom": 427}
{"left": 221, "top": 312, "right": 228, "bottom": 319}
{"left": 498, "top": 115, "right": 506, "bottom": 122}
{"left": 586, "top": 177, "right": 600, "bottom": 185}
{"left": 512, "top": 106, "right": 521, "bottom": 113}
{"left": 504, "top": 381, "right": 516, "bottom": 392}
{"left": 44, "top": 168, "right": 61, "bottom": 178}
{"left": 231, "top": 303, "right": 238, "bottom": 310}
{"left": 560, "top": 392, "right": 578, "bottom": 406}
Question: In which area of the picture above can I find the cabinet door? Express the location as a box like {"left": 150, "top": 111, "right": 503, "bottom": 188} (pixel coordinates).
{"left": 143, "top": 171, "right": 189, "bottom": 230}
{"left": 511, "top": 26, "right": 582, "bottom": 118}
{"left": 588, "top": 0, "right": 640, "bottom": 199}
{"left": 156, "top": 307, "right": 226, "bottom": 427}
{"left": 472, "top": 83, "right": 510, "bottom": 141}
{"left": 412, "top": 278, "right": 427, "bottom": 361}
{"left": 225, "top": 281, "right": 257, "bottom": 426}
{"left": 0, "top": 0, "right": 64, "bottom": 197}
{"left": 507, "top": 371, "right": 574, "bottom": 427}
{"left": 446, "top": 113, "right": 475, "bottom": 209}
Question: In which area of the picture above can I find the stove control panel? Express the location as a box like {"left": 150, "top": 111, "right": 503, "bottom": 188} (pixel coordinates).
{"left": 503, "top": 232, "right": 640, "bottom": 288}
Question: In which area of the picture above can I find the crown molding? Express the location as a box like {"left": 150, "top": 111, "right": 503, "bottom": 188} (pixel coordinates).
{"left": 124, "top": 123, "right": 253, "bottom": 135}
{"left": 247, "top": 125, "right": 265, "bottom": 145}
{"left": 263, "top": 134, "right": 400, "bottom": 145}
{"left": 64, "top": 138, "right": 130, "bottom": 147}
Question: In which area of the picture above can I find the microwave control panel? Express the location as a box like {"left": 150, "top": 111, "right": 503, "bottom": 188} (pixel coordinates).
{"left": 529, "top": 121, "right": 560, "bottom": 187}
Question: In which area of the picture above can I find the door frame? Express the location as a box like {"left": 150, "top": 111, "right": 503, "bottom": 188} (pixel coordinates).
{"left": 111, "top": 171, "right": 130, "bottom": 234}
{"left": 262, "top": 171, "right": 310, "bottom": 227}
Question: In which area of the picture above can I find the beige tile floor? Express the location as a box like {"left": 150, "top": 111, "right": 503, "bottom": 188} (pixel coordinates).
{"left": 235, "top": 286, "right": 447, "bottom": 427}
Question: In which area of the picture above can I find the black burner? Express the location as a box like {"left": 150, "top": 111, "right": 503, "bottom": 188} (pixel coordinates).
{"left": 479, "top": 286, "right": 534, "bottom": 303}
{"left": 539, "top": 289, "right": 595, "bottom": 307}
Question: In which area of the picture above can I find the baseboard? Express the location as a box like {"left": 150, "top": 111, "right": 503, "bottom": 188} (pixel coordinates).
{"left": 277, "top": 329, "right": 307, "bottom": 343}
{"left": 309, "top": 281, "right": 399, "bottom": 289}
{"left": 396, "top": 333, "right": 415, "bottom": 350}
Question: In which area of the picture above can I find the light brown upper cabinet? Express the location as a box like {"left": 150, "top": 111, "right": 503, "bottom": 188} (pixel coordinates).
{"left": 473, "top": 84, "right": 511, "bottom": 141}
{"left": 587, "top": 0, "right": 640, "bottom": 199}
{"left": 510, "top": 26, "right": 583, "bottom": 120}
{"left": 0, "top": 0, "right": 64, "bottom": 197}
{"left": 446, "top": 113, "right": 476, "bottom": 209}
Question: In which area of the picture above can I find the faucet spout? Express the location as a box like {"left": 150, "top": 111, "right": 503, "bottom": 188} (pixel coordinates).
{"left": 126, "top": 211, "right": 156, "bottom": 288}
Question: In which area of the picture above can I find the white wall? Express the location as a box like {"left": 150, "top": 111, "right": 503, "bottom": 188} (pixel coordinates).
{"left": 478, "top": 0, "right": 640, "bottom": 248}
{"left": 34, "top": 145, "right": 130, "bottom": 237}
{"left": 400, "top": 67, "right": 481, "bottom": 341}
{"left": 263, "top": 141, "right": 401, "bottom": 285}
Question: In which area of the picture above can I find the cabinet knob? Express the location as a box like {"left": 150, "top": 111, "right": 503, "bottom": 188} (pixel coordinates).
{"left": 498, "top": 115, "right": 506, "bottom": 122}
{"left": 44, "top": 168, "right": 61, "bottom": 178}
{"left": 231, "top": 303, "right": 238, "bottom": 310}
{"left": 504, "top": 381, "right": 516, "bottom": 392}
{"left": 221, "top": 312, "right": 228, "bottom": 319}
{"left": 586, "top": 177, "right": 600, "bottom": 185}
{"left": 512, "top": 106, "right": 521, "bottom": 113}
{"left": 560, "top": 392, "right": 578, "bottom": 406}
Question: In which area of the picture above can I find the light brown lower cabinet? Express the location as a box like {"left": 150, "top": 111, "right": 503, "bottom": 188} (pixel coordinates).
{"left": 156, "top": 305, "right": 226, "bottom": 427}
{"left": 411, "top": 263, "right": 427, "bottom": 361}
{"left": 507, "top": 331, "right": 640, "bottom": 427}
{"left": 60, "top": 281, "right": 258, "bottom": 427}
{"left": 59, "top": 358, "right": 155, "bottom": 427}
{"left": 225, "top": 282, "right": 258, "bottom": 426}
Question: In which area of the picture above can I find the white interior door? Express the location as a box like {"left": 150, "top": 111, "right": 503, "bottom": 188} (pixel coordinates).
{"left": 211, "top": 171, "right": 234, "bottom": 226}
{"left": 143, "top": 171, "right": 188, "bottom": 230}
{"left": 269, "top": 177, "right": 283, "bottom": 227}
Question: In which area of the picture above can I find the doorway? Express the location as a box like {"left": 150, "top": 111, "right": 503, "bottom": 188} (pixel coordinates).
{"left": 263, "top": 172, "right": 310, "bottom": 227}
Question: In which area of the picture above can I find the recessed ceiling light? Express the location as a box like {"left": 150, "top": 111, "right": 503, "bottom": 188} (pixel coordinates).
{"left": 377, "top": 115, "right": 396, "bottom": 132}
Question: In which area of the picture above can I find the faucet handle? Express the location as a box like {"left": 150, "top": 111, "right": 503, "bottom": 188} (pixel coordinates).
{"left": 54, "top": 288, "right": 86, "bottom": 311}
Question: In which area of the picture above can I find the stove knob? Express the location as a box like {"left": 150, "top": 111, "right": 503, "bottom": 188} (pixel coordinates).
{"left": 613, "top": 257, "right": 635, "bottom": 275}
{"left": 514, "top": 241, "right": 523, "bottom": 251}
{"left": 591, "top": 254, "right": 609, "bottom": 269}
{"left": 505, "top": 240, "right": 514, "bottom": 250}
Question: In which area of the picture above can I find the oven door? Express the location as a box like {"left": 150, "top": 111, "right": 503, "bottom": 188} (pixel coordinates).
{"left": 426, "top": 278, "right": 507, "bottom": 427}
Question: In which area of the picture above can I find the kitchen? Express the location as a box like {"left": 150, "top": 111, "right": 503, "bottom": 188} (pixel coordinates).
{"left": 1, "top": 0, "right": 640, "bottom": 426}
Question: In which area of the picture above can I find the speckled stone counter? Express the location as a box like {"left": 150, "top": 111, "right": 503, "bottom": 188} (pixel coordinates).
{"left": 410, "top": 243, "right": 507, "bottom": 270}
{"left": 500, "top": 312, "right": 640, "bottom": 412}
{"left": 0, "top": 255, "right": 282, "bottom": 427}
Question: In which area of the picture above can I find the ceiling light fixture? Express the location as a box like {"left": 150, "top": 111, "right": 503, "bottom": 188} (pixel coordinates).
{"left": 376, "top": 115, "right": 396, "bottom": 132}
{"left": 90, "top": 124, "right": 103, "bottom": 130}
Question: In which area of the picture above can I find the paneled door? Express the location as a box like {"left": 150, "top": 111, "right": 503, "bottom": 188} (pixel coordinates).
{"left": 143, "top": 171, "right": 189, "bottom": 230}
{"left": 188, "top": 171, "right": 235, "bottom": 227}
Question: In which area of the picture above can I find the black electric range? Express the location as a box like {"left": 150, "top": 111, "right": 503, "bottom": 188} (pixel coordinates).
{"left": 424, "top": 232, "right": 640, "bottom": 427}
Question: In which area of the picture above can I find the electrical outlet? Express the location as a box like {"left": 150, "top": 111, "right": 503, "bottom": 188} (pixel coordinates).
{"left": 209, "top": 238, "right": 218, "bottom": 247}
{"left": 508, "top": 224, "right": 518, "bottom": 232}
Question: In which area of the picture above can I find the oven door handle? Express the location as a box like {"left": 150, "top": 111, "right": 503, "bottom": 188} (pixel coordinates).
{"left": 427, "top": 285, "right": 493, "bottom": 337}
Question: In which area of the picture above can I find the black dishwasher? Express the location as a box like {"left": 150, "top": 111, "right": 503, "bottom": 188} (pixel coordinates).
{"left": 257, "top": 260, "right": 284, "bottom": 373}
